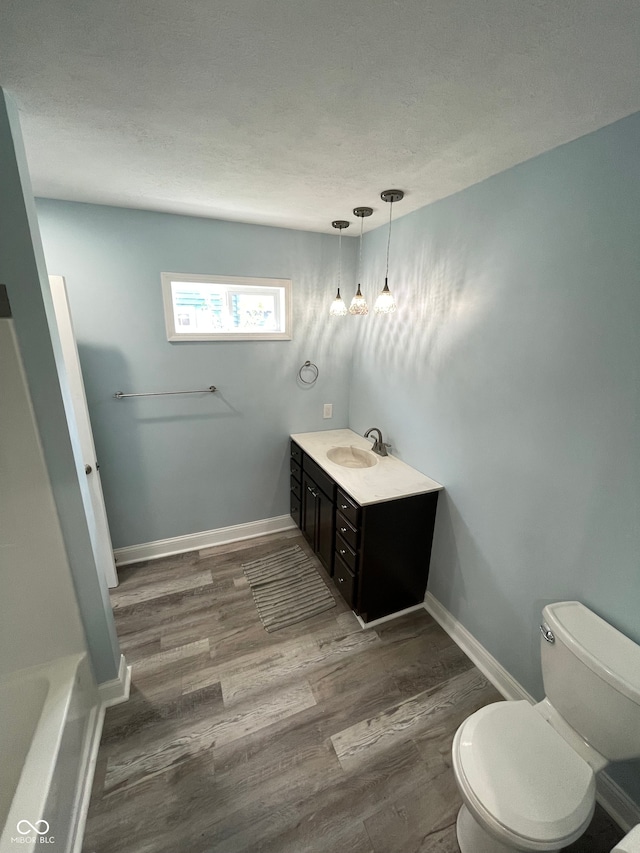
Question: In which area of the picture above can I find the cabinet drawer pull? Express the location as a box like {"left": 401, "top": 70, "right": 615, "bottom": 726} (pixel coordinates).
{"left": 339, "top": 548, "right": 346, "bottom": 555}
{"left": 338, "top": 577, "right": 344, "bottom": 583}
{"left": 340, "top": 526, "right": 347, "bottom": 533}
{"left": 340, "top": 503, "right": 348, "bottom": 510}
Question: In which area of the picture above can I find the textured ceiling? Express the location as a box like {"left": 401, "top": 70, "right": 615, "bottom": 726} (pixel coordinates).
{"left": 1, "top": 0, "right": 639, "bottom": 234}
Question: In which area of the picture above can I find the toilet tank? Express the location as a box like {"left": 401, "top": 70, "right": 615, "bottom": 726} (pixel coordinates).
{"left": 541, "top": 601, "right": 640, "bottom": 762}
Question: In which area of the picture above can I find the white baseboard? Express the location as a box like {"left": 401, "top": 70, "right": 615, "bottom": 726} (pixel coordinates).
{"left": 71, "top": 702, "right": 105, "bottom": 853}
{"left": 355, "top": 603, "right": 425, "bottom": 631}
{"left": 114, "top": 515, "right": 296, "bottom": 567}
{"left": 98, "top": 654, "right": 131, "bottom": 707}
{"left": 424, "top": 592, "right": 533, "bottom": 702}
{"left": 424, "top": 592, "right": 640, "bottom": 833}
{"left": 72, "top": 659, "right": 130, "bottom": 850}
{"left": 596, "top": 773, "right": 640, "bottom": 836}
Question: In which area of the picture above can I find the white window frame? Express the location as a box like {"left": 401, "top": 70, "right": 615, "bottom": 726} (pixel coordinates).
{"left": 161, "top": 272, "right": 292, "bottom": 341}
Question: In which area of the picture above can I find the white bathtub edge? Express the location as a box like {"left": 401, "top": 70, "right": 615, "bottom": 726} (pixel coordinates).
{"left": 1, "top": 655, "right": 83, "bottom": 850}
{"left": 98, "top": 654, "right": 131, "bottom": 708}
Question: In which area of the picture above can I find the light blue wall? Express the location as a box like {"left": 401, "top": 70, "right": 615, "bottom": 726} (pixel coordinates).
{"left": 0, "top": 89, "right": 121, "bottom": 683}
{"left": 36, "top": 201, "right": 356, "bottom": 548}
{"left": 350, "top": 113, "right": 640, "bottom": 800}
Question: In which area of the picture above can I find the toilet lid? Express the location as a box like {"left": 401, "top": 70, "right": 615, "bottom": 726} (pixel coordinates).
{"left": 457, "top": 701, "right": 596, "bottom": 845}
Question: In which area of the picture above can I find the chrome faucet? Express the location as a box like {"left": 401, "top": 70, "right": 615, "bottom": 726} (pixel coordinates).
{"left": 364, "top": 427, "right": 391, "bottom": 457}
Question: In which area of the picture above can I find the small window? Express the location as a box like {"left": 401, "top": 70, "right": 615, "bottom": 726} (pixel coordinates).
{"left": 161, "top": 272, "right": 292, "bottom": 341}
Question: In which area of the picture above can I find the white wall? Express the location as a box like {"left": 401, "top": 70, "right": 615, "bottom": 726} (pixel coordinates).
{"left": 0, "top": 318, "right": 87, "bottom": 675}
{"left": 0, "top": 88, "right": 121, "bottom": 683}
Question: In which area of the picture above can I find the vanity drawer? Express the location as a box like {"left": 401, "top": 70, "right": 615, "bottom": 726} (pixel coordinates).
{"left": 303, "top": 455, "right": 336, "bottom": 501}
{"left": 336, "top": 512, "right": 358, "bottom": 551}
{"left": 336, "top": 489, "right": 359, "bottom": 527}
{"left": 290, "top": 440, "right": 302, "bottom": 465}
{"left": 334, "top": 554, "right": 356, "bottom": 608}
{"left": 290, "top": 457, "right": 302, "bottom": 482}
{"left": 290, "top": 476, "right": 302, "bottom": 501}
{"left": 290, "top": 493, "right": 301, "bottom": 527}
{"left": 335, "top": 534, "right": 357, "bottom": 574}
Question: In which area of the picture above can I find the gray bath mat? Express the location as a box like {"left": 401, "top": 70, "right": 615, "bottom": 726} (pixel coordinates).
{"left": 242, "top": 545, "right": 336, "bottom": 632}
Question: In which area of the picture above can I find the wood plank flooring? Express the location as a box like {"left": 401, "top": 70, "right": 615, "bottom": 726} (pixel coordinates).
{"left": 82, "top": 532, "right": 624, "bottom": 853}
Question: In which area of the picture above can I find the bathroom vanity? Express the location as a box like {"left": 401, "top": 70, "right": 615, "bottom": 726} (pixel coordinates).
{"left": 289, "top": 429, "right": 443, "bottom": 623}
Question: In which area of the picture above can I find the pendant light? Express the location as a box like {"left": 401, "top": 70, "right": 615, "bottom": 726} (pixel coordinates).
{"left": 349, "top": 206, "right": 373, "bottom": 315}
{"left": 329, "top": 219, "right": 350, "bottom": 317}
{"left": 374, "top": 189, "right": 403, "bottom": 314}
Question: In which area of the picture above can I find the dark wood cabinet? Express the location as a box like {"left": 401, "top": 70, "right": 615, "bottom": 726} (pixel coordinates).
{"left": 301, "top": 473, "right": 334, "bottom": 573}
{"left": 354, "top": 491, "right": 438, "bottom": 622}
{"left": 289, "top": 448, "right": 302, "bottom": 528}
{"left": 292, "top": 441, "right": 335, "bottom": 575}
{"left": 290, "top": 438, "right": 439, "bottom": 622}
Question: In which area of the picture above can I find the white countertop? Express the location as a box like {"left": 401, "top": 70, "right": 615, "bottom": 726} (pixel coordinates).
{"left": 290, "top": 428, "right": 443, "bottom": 506}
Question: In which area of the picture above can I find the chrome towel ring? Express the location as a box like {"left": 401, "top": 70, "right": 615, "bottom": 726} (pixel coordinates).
{"left": 298, "top": 361, "right": 319, "bottom": 385}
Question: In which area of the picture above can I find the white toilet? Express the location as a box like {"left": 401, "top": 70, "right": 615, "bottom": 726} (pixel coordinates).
{"left": 451, "top": 601, "right": 640, "bottom": 853}
{"left": 613, "top": 826, "right": 640, "bottom": 852}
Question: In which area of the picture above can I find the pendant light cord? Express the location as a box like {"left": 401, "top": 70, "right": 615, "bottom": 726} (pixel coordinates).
{"left": 358, "top": 215, "right": 364, "bottom": 283}
{"left": 338, "top": 229, "right": 342, "bottom": 291}
{"left": 385, "top": 199, "right": 393, "bottom": 278}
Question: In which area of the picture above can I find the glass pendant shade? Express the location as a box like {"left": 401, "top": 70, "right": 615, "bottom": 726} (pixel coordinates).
{"left": 330, "top": 287, "right": 348, "bottom": 316}
{"left": 374, "top": 278, "right": 397, "bottom": 314}
{"left": 349, "top": 284, "right": 369, "bottom": 315}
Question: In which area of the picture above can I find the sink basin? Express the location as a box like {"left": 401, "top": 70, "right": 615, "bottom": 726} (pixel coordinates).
{"left": 326, "top": 445, "right": 378, "bottom": 469}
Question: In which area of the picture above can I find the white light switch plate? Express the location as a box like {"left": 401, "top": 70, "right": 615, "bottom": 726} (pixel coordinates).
{"left": 323, "top": 403, "right": 333, "bottom": 419}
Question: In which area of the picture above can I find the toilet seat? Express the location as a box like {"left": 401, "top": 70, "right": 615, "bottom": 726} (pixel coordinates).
{"left": 453, "top": 701, "right": 596, "bottom": 850}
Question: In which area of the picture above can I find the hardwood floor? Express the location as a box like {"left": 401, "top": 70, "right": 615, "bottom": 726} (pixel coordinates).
{"left": 82, "top": 532, "right": 624, "bottom": 853}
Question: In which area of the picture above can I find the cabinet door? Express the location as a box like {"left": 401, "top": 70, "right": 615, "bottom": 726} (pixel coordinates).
{"left": 316, "top": 487, "right": 334, "bottom": 574}
{"left": 301, "top": 473, "right": 317, "bottom": 548}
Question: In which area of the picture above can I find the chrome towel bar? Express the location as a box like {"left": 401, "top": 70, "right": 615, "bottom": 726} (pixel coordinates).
{"left": 113, "top": 385, "right": 217, "bottom": 399}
